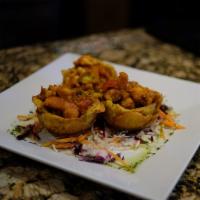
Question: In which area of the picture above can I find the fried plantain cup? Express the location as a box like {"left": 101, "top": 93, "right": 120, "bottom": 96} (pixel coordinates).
{"left": 32, "top": 86, "right": 105, "bottom": 135}
{"left": 104, "top": 100, "right": 161, "bottom": 130}
{"left": 103, "top": 73, "right": 163, "bottom": 130}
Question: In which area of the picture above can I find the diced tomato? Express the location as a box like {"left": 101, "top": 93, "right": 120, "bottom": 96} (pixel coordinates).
{"left": 102, "top": 80, "right": 118, "bottom": 91}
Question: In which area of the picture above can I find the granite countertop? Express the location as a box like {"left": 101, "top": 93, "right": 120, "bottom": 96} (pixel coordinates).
{"left": 0, "top": 29, "right": 199, "bottom": 200}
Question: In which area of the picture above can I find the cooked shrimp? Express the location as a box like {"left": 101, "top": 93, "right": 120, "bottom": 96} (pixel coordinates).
{"left": 118, "top": 72, "right": 128, "bottom": 90}
{"left": 44, "top": 96, "right": 79, "bottom": 118}
{"left": 104, "top": 89, "right": 121, "bottom": 102}
{"left": 74, "top": 54, "right": 101, "bottom": 67}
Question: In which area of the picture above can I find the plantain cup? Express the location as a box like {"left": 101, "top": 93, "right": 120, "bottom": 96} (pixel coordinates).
{"left": 32, "top": 95, "right": 105, "bottom": 135}
{"left": 104, "top": 100, "right": 162, "bottom": 130}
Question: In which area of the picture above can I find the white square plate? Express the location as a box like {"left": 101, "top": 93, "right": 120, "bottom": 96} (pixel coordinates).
{"left": 0, "top": 53, "right": 200, "bottom": 200}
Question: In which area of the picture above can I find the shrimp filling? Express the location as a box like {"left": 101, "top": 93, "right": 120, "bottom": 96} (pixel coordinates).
{"left": 35, "top": 85, "right": 94, "bottom": 119}
{"left": 102, "top": 72, "right": 162, "bottom": 109}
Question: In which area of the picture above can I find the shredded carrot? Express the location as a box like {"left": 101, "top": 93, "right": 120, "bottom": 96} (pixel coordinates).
{"left": 159, "top": 110, "right": 185, "bottom": 130}
{"left": 162, "top": 119, "right": 176, "bottom": 127}
{"left": 43, "top": 137, "right": 77, "bottom": 147}
{"left": 78, "top": 131, "right": 92, "bottom": 142}
{"left": 175, "top": 124, "right": 185, "bottom": 129}
{"left": 52, "top": 143, "right": 75, "bottom": 149}
{"left": 159, "top": 110, "right": 175, "bottom": 121}
{"left": 43, "top": 131, "right": 92, "bottom": 147}
{"left": 107, "top": 150, "right": 129, "bottom": 168}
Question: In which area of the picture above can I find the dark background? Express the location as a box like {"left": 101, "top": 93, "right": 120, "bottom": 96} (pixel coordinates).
{"left": 1, "top": 0, "right": 200, "bottom": 55}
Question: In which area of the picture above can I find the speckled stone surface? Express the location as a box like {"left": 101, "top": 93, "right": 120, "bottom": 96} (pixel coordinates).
{"left": 0, "top": 29, "right": 199, "bottom": 200}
